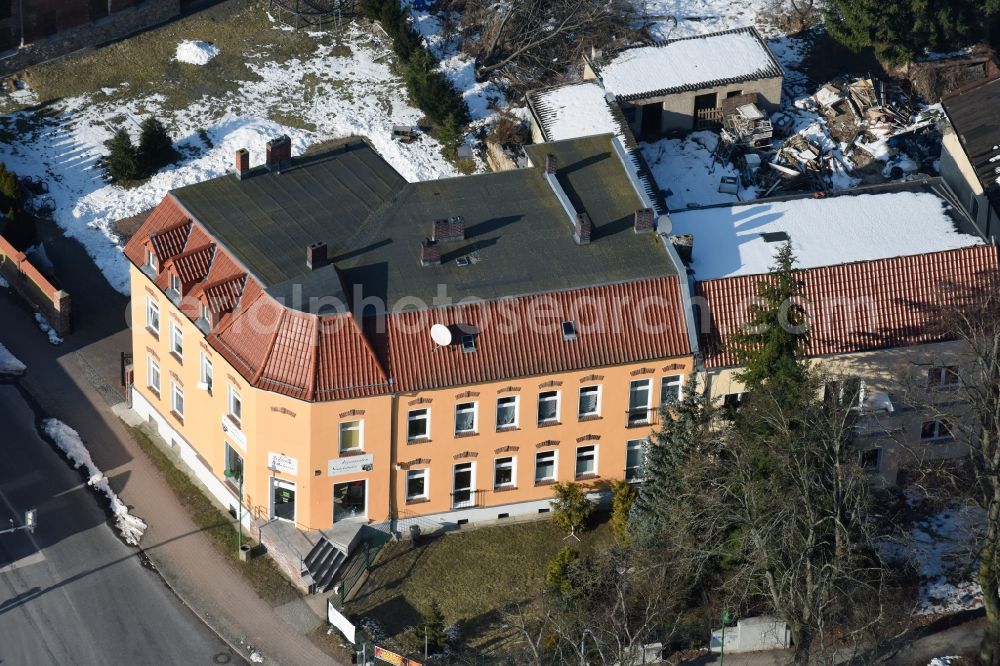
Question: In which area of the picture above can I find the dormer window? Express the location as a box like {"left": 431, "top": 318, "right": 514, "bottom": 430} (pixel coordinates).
{"left": 562, "top": 320, "right": 577, "bottom": 341}
{"left": 201, "top": 303, "right": 210, "bottom": 322}
{"left": 169, "top": 273, "right": 181, "bottom": 294}
{"left": 461, "top": 334, "right": 476, "bottom": 353}
{"left": 146, "top": 249, "right": 159, "bottom": 272}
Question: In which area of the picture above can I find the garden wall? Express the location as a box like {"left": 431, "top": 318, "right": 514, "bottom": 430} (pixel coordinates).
{"left": 0, "top": 233, "right": 70, "bottom": 335}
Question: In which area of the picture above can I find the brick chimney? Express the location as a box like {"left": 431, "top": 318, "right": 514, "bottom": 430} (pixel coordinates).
{"left": 634, "top": 207, "right": 655, "bottom": 234}
{"left": 574, "top": 213, "right": 592, "bottom": 245}
{"left": 420, "top": 238, "right": 441, "bottom": 267}
{"left": 235, "top": 148, "right": 249, "bottom": 180}
{"left": 432, "top": 216, "right": 465, "bottom": 243}
{"left": 670, "top": 234, "right": 694, "bottom": 264}
{"left": 265, "top": 135, "right": 292, "bottom": 172}
{"left": 544, "top": 153, "right": 558, "bottom": 175}
{"left": 306, "top": 241, "right": 328, "bottom": 270}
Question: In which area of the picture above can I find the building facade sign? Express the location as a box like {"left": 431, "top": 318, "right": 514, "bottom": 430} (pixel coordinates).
{"left": 328, "top": 454, "right": 375, "bottom": 477}
{"left": 221, "top": 416, "right": 247, "bottom": 449}
{"left": 267, "top": 452, "right": 298, "bottom": 475}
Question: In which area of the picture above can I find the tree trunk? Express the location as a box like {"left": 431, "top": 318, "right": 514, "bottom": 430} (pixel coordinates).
{"left": 980, "top": 522, "right": 1000, "bottom": 665}
{"left": 790, "top": 622, "right": 813, "bottom": 664}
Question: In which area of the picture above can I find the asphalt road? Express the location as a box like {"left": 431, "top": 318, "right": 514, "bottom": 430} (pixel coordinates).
{"left": 0, "top": 383, "right": 244, "bottom": 665}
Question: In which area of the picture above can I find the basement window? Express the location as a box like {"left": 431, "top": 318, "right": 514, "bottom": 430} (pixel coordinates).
{"left": 562, "top": 320, "right": 577, "bottom": 341}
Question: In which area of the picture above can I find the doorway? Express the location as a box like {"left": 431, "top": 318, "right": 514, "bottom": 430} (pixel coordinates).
{"left": 693, "top": 92, "right": 719, "bottom": 130}
{"left": 271, "top": 479, "right": 296, "bottom": 522}
{"left": 333, "top": 480, "right": 367, "bottom": 522}
{"left": 640, "top": 102, "right": 663, "bottom": 137}
{"left": 452, "top": 462, "right": 475, "bottom": 508}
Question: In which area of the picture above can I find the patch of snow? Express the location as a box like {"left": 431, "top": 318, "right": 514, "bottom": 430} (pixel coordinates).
{"left": 34, "top": 313, "right": 63, "bottom": 345}
{"left": 532, "top": 82, "right": 622, "bottom": 142}
{"left": 0, "top": 342, "right": 26, "bottom": 377}
{"left": 0, "top": 274, "right": 8, "bottom": 288}
{"left": 884, "top": 498, "right": 985, "bottom": 616}
{"left": 669, "top": 190, "right": 983, "bottom": 279}
{"left": 42, "top": 418, "right": 148, "bottom": 545}
{"left": 9, "top": 80, "right": 38, "bottom": 106}
{"left": 917, "top": 48, "right": 973, "bottom": 62}
{"left": 598, "top": 30, "right": 778, "bottom": 98}
{"left": 636, "top": 0, "right": 776, "bottom": 39}
{"left": 174, "top": 40, "right": 220, "bottom": 66}
{"left": 249, "top": 650, "right": 264, "bottom": 663}
{"left": 0, "top": 24, "right": 459, "bottom": 295}
{"left": 928, "top": 658, "right": 961, "bottom": 666}
{"left": 642, "top": 131, "right": 752, "bottom": 209}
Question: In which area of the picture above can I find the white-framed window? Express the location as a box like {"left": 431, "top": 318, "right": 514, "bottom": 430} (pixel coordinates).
{"left": 723, "top": 392, "right": 748, "bottom": 415}
{"left": 406, "top": 468, "right": 428, "bottom": 501}
{"left": 169, "top": 321, "right": 183, "bottom": 359}
{"left": 824, "top": 378, "right": 865, "bottom": 407}
{"left": 146, "top": 297, "right": 160, "bottom": 336}
{"left": 537, "top": 390, "right": 560, "bottom": 424}
{"left": 920, "top": 420, "right": 953, "bottom": 442}
{"left": 575, "top": 445, "right": 597, "bottom": 478}
{"left": 339, "top": 420, "right": 363, "bottom": 452}
{"left": 628, "top": 380, "right": 652, "bottom": 425}
{"left": 660, "top": 374, "right": 683, "bottom": 404}
{"left": 147, "top": 355, "right": 160, "bottom": 395}
{"left": 927, "top": 366, "right": 960, "bottom": 388}
{"left": 625, "top": 439, "right": 646, "bottom": 482}
{"left": 535, "top": 450, "right": 557, "bottom": 483}
{"left": 199, "top": 352, "right": 213, "bottom": 393}
{"left": 578, "top": 385, "right": 600, "bottom": 418}
{"left": 452, "top": 462, "right": 476, "bottom": 508}
{"left": 455, "top": 402, "right": 477, "bottom": 435}
{"left": 169, "top": 273, "right": 181, "bottom": 294}
{"left": 494, "top": 456, "right": 516, "bottom": 489}
{"left": 496, "top": 395, "right": 518, "bottom": 429}
{"left": 407, "top": 408, "right": 430, "bottom": 441}
{"left": 858, "top": 447, "right": 881, "bottom": 471}
{"left": 228, "top": 385, "right": 242, "bottom": 426}
{"left": 201, "top": 303, "right": 211, "bottom": 323}
{"left": 224, "top": 442, "right": 244, "bottom": 483}
{"left": 146, "top": 249, "right": 158, "bottom": 272}
{"left": 171, "top": 382, "right": 184, "bottom": 418}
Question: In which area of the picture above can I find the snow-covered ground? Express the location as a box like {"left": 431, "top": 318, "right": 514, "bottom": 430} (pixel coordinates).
{"left": 0, "top": 21, "right": 460, "bottom": 294}
{"left": 42, "top": 418, "right": 148, "bottom": 545}
{"left": 0, "top": 342, "right": 26, "bottom": 377}
{"left": 636, "top": 0, "right": 776, "bottom": 40}
{"left": 174, "top": 40, "right": 220, "bottom": 65}
{"left": 883, "top": 495, "right": 985, "bottom": 616}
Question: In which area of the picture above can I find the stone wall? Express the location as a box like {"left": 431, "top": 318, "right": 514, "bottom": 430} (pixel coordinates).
{"left": 0, "top": 0, "right": 180, "bottom": 77}
{"left": 0, "top": 232, "right": 71, "bottom": 335}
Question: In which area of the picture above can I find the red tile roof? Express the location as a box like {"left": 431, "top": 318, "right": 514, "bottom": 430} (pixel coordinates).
{"left": 385, "top": 276, "right": 691, "bottom": 392}
{"left": 127, "top": 197, "right": 692, "bottom": 402}
{"left": 697, "top": 245, "right": 1000, "bottom": 368}
{"left": 169, "top": 244, "right": 216, "bottom": 284}
{"left": 123, "top": 197, "right": 189, "bottom": 266}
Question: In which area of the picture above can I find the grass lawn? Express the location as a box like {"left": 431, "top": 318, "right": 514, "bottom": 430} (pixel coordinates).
{"left": 348, "top": 515, "right": 613, "bottom": 654}
{"left": 128, "top": 426, "right": 299, "bottom": 606}
{"left": 18, "top": 1, "right": 327, "bottom": 114}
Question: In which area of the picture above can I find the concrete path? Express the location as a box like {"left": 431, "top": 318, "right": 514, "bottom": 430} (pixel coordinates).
{"left": 0, "top": 221, "right": 338, "bottom": 665}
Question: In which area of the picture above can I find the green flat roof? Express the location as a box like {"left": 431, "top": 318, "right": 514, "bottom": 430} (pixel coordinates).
{"left": 172, "top": 134, "right": 675, "bottom": 311}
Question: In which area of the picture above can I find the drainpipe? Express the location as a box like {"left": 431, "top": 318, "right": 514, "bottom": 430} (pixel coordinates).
{"left": 388, "top": 389, "right": 398, "bottom": 534}
{"left": 18, "top": 0, "right": 25, "bottom": 48}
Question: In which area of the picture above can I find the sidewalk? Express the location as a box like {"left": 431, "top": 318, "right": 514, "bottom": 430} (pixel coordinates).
{"left": 0, "top": 222, "right": 339, "bottom": 665}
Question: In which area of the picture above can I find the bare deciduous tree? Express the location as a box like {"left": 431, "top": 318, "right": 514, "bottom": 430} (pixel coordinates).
{"left": 898, "top": 274, "right": 1000, "bottom": 666}
{"left": 457, "top": 0, "right": 636, "bottom": 86}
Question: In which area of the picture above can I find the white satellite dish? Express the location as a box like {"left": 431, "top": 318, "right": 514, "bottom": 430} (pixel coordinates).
{"left": 657, "top": 214, "right": 672, "bottom": 234}
{"left": 430, "top": 323, "right": 453, "bottom": 347}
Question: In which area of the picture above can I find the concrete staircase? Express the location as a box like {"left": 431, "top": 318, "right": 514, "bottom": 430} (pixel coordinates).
{"left": 302, "top": 537, "right": 347, "bottom": 594}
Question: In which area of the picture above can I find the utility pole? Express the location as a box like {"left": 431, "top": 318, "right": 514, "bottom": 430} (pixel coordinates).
{"left": 720, "top": 609, "right": 730, "bottom": 666}
{"left": 0, "top": 509, "right": 37, "bottom": 536}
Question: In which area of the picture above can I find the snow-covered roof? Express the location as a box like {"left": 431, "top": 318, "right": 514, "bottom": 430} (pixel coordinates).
{"left": 669, "top": 188, "right": 984, "bottom": 280}
{"left": 592, "top": 26, "right": 783, "bottom": 101}
{"left": 527, "top": 82, "right": 626, "bottom": 143}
